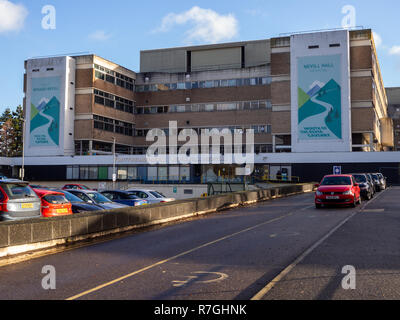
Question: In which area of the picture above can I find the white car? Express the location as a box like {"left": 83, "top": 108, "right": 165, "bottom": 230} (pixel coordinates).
{"left": 125, "top": 189, "right": 175, "bottom": 204}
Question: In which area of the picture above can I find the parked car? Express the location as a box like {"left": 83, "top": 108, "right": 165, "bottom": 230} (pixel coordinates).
{"left": 125, "top": 189, "right": 175, "bottom": 204}
{"left": 0, "top": 175, "right": 7, "bottom": 180}
{"left": 365, "top": 173, "right": 377, "bottom": 194}
{"left": 33, "top": 189, "right": 73, "bottom": 218}
{"left": 348, "top": 173, "right": 374, "bottom": 200}
{"left": 0, "top": 179, "right": 42, "bottom": 221}
{"left": 370, "top": 173, "right": 384, "bottom": 192}
{"left": 62, "top": 184, "right": 92, "bottom": 191}
{"left": 315, "top": 174, "right": 361, "bottom": 209}
{"left": 373, "top": 173, "right": 387, "bottom": 191}
{"left": 66, "top": 189, "right": 129, "bottom": 210}
{"left": 100, "top": 190, "right": 148, "bottom": 207}
{"left": 52, "top": 189, "right": 104, "bottom": 214}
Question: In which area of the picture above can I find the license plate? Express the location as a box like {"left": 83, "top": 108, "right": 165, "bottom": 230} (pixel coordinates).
{"left": 56, "top": 208, "right": 68, "bottom": 214}
{"left": 21, "top": 203, "right": 34, "bottom": 209}
{"left": 326, "top": 196, "right": 340, "bottom": 200}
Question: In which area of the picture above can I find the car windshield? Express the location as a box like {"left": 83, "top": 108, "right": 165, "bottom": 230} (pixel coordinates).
{"left": 371, "top": 174, "right": 379, "bottom": 179}
{"left": 2, "top": 183, "right": 37, "bottom": 199}
{"left": 59, "top": 191, "right": 84, "bottom": 203}
{"left": 353, "top": 175, "right": 367, "bottom": 183}
{"left": 80, "top": 185, "right": 90, "bottom": 190}
{"left": 150, "top": 191, "right": 165, "bottom": 198}
{"left": 321, "top": 176, "right": 352, "bottom": 186}
{"left": 43, "top": 194, "right": 69, "bottom": 204}
{"left": 87, "top": 192, "right": 112, "bottom": 203}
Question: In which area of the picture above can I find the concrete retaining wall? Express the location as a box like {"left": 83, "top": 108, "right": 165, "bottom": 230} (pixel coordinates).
{"left": 0, "top": 183, "right": 314, "bottom": 259}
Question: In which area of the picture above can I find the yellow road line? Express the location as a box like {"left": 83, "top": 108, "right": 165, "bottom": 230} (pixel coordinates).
{"left": 66, "top": 210, "right": 300, "bottom": 300}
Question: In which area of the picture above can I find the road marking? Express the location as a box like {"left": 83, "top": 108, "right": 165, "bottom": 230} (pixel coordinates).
{"left": 172, "top": 272, "right": 228, "bottom": 287}
{"left": 251, "top": 188, "right": 390, "bottom": 300}
{"left": 65, "top": 203, "right": 310, "bottom": 300}
{"left": 362, "top": 209, "right": 385, "bottom": 213}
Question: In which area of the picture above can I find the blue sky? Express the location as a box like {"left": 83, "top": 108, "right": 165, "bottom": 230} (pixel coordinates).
{"left": 1, "top": 0, "right": 400, "bottom": 114}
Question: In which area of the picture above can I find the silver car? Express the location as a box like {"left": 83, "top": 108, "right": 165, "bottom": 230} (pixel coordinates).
{"left": 125, "top": 189, "right": 175, "bottom": 204}
{"left": 66, "top": 189, "right": 129, "bottom": 210}
{"left": 0, "top": 180, "right": 42, "bottom": 221}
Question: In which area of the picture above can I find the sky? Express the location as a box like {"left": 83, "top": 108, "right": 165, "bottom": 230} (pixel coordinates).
{"left": 1, "top": 0, "right": 400, "bottom": 114}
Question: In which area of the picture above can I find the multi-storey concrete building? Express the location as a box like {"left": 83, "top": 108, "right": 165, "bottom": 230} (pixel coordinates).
{"left": 387, "top": 87, "right": 400, "bottom": 151}
{"left": 8, "top": 28, "right": 398, "bottom": 185}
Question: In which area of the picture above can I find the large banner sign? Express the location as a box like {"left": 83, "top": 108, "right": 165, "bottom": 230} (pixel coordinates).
{"left": 29, "top": 77, "right": 61, "bottom": 147}
{"left": 297, "top": 54, "right": 342, "bottom": 141}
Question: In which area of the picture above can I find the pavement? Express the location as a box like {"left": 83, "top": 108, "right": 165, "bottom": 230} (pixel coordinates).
{"left": 0, "top": 186, "right": 398, "bottom": 300}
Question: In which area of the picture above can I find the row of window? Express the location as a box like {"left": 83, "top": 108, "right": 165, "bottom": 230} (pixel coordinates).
{"left": 135, "top": 77, "right": 271, "bottom": 93}
{"left": 94, "top": 89, "right": 135, "bottom": 114}
{"left": 66, "top": 165, "right": 191, "bottom": 182}
{"left": 128, "top": 144, "right": 273, "bottom": 155}
{"left": 93, "top": 115, "right": 135, "bottom": 137}
{"left": 136, "top": 125, "right": 272, "bottom": 137}
{"left": 94, "top": 64, "right": 135, "bottom": 91}
{"left": 135, "top": 100, "right": 272, "bottom": 114}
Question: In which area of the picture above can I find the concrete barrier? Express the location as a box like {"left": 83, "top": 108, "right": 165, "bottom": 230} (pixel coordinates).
{"left": 0, "top": 183, "right": 315, "bottom": 259}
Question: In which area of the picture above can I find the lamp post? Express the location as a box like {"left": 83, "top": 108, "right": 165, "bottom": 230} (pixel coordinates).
{"left": 112, "top": 137, "right": 116, "bottom": 189}
{"left": 21, "top": 119, "right": 26, "bottom": 181}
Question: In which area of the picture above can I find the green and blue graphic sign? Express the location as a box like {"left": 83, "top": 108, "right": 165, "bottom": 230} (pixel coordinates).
{"left": 297, "top": 55, "right": 342, "bottom": 141}
{"left": 30, "top": 77, "right": 61, "bottom": 147}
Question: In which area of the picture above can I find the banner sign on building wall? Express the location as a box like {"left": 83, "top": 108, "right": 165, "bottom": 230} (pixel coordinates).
{"left": 297, "top": 54, "right": 342, "bottom": 141}
{"left": 29, "top": 76, "right": 61, "bottom": 147}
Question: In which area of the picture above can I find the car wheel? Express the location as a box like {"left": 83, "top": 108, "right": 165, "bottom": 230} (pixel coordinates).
{"left": 351, "top": 198, "right": 357, "bottom": 208}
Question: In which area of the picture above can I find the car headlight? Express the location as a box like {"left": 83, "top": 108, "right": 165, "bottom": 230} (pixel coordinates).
{"left": 343, "top": 190, "right": 353, "bottom": 195}
{"left": 316, "top": 191, "right": 323, "bottom": 196}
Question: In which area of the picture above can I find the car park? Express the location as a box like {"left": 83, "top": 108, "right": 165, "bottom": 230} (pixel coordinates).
{"left": 100, "top": 190, "right": 148, "bottom": 207}
{"left": 348, "top": 173, "right": 374, "bottom": 200}
{"left": 315, "top": 174, "right": 361, "bottom": 209}
{"left": 33, "top": 189, "right": 73, "bottom": 218}
{"left": 0, "top": 179, "right": 42, "bottom": 221}
{"left": 52, "top": 189, "right": 104, "bottom": 214}
{"left": 66, "top": 189, "right": 129, "bottom": 210}
{"left": 125, "top": 189, "right": 175, "bottom": 204}
{"left": 62, "top": 184, "right": 92, "bottom": 190}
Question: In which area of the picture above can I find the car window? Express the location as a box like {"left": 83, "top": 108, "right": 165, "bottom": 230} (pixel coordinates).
{"left": 87, "top": 192, "right": 112, "bottom": 204}
{"left": 353, "top": 175, "right": 366, "bottom": 183}
{"left": 43, "top": 195, "right": 69, "bottom": 204}
{"left": 60, "top": 191, "right": 84, "bottom": 203}
{"left": 102, "top": 192, "right": 114, "bottom": 200}
{"left": 321, "top": 176, "right": 351, "bottom": 186}
{"left": 71, "top": 192, "right": 91, "bottom": 202}
{"left": 1, "top": 183, "right": 37, "bottom": 199}
{"left": 150, "top": 191, "right": 164, "bottom": 199}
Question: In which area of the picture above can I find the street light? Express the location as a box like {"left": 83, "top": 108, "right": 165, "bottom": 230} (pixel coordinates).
{"left": 112, "top": 137, "right": 116, "bottom": 189}
{"left": 21, "top": 119, "right": 26, "bottom": 181}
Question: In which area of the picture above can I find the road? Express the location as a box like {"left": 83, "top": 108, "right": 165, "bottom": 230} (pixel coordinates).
{"left": 0, "top": 187, "right": 398, "bottom": 300}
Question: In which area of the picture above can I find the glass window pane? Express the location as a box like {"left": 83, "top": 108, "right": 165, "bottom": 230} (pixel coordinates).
{"left": 128, "top": 167, "right": 137, "bottom": 180}
{"left": 98, "top": 167, "right": 108, "bottom": 180}
{"left": 148, "top": 167, "right": 158, "bottom": 181}
{"left": 169, "top": 167, "right": 179, "bottom": 181}
{"left": 180, "top": 166, "right": 190, "bottom": 182}
{"left": 158, "top": 167, "right": 168, "bottom": 181}
{"left": 118, "top": 167, "right": 127, "bottom": 180}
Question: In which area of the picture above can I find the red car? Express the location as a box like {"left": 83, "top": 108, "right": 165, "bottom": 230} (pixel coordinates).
{"left": 33, "top": 189, "right": 73, "bottom": 217}
{"left": 315, "top": 174, "right": 361, "bottom": 209}
{"left": 62, "top": 184, "right": 92, "bottom": 191}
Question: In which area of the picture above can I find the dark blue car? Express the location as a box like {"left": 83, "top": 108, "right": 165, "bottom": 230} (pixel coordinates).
{"left": 100, "top": 190, "right": 148, "bottom": 207}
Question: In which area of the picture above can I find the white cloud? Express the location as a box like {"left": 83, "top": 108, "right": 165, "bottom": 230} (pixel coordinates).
{"left": 156, "top": 6, "right": 239, "bottom": 44}
{"left": 373, "top": 32, "right": 382, "bottom": 48}
{"left": 89, "top": 30, "right": 112, "bottom": 41}
{"left": 389, "top": 46, "right": 400, "bottom": 56}
{"left": 0, "top": 0, "right": 28, "bottom": 33}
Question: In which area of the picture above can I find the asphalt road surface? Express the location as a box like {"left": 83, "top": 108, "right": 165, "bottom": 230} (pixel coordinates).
{"left": 0, "top": 186, "right": 398, "bottom": 300}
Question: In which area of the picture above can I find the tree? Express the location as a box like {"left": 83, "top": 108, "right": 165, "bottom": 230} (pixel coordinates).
{"left": 0, "top": 105, "right": 24, "bottom": 157}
